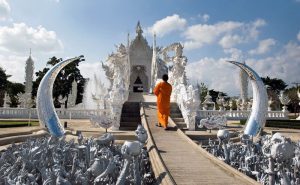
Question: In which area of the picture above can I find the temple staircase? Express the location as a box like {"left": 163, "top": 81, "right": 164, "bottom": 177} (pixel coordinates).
{"left": 119, "top": 102, "right": 141, "bottom": 130}
{"left": 170, "top": 103, "right": 187, "bottom": 130}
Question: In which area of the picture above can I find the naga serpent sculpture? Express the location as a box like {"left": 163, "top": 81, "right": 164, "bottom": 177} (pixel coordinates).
{"left": 227, "top": 61, "right": 268, "bottom": 136}
{"left": 37, "top": 56, "right": 83, "bottom": 137}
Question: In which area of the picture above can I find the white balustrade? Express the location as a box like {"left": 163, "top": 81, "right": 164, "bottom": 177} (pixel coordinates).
{"left": 0, "top": 108, "right": 109, "bottom": 119}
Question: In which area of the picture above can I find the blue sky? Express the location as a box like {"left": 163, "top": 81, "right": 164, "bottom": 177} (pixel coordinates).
{"left": 0, "top": 0, "right": 299, "bottom": 95}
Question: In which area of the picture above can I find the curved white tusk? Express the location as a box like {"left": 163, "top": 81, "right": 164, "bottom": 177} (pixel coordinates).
{"left": 37, "top": 57, "right": 82, "bottom": 137}
{"left": 227, "top": 61, "right": 268, "bottom": 136}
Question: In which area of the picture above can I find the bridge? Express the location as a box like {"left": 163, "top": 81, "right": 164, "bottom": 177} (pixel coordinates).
{"left": 131, "top": 94, "right": 259, "bottom": 185}
{"left": 0, "top": 93, "right": 280, "bottom": 184}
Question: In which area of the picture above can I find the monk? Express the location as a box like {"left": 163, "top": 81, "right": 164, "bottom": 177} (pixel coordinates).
{"left": 154, "top": 74, "right": 172, "bottom": 130}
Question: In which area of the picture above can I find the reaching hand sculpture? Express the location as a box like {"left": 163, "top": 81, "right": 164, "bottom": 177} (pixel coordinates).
{"left": 37, "top": 56, "right": 84, "bottom": 137}
{"left": 227, "top": 61, "right": 268, "bottom": 136}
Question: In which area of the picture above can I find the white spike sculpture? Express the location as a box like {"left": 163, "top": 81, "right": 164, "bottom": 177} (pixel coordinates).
{"left": 227, "top": 61, "right": 268, "bottom": 136}
{"left": 37, "top": 56, "right": 83, "bottom": 137}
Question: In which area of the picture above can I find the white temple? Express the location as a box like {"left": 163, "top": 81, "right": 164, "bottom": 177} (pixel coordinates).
{"left": 128, "top": 22, "right": 167, "bottom": 92}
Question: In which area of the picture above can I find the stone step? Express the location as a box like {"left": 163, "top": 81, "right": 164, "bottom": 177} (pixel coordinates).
{"left": 119, "top": 126, "right": 137, "bottom": 131}
{"left": 175, "top": 122, "right": 187, "bottom": 129}
{"left": 122, "top": 102, "right": 140, "bottom": 108}
{"left": 170, "top": 113, "right": 183, "bottom": 118}
{"left": 121, "top": 113, "right": 140, "bottom": 117}
{"left": 120, "top": 121, "right": 140, "bottom": 127}
{"left": 121, "top": 117, "right": 141, "bottom": 122}
{"left": 172, "top": 118, "right": 185, "bottom": 122}
{"left": 121, "top": 109, "right": 140, "bottom": 114}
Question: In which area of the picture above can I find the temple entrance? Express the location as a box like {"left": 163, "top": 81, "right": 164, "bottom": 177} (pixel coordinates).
{"left": 133, "top": 76, "right": 143, "bottom": 92}
{"left": 130, "top": 65, "right": 149, "bottom": 92}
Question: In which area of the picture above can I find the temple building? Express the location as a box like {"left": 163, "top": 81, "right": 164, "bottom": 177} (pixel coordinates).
{"left": 128, "top": 22, "right": 167, "bottom": 93}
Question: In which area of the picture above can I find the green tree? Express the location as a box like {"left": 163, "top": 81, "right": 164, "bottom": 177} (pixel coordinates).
{"left": 262, "top": 76, "right": 287, "bottom": 94}
{"left": 262, "top": 76, "right": 288, "bottom": 110}
{"left": 197, "top": 82, "right": 208, "bottom": 103}
{"left": 6, "top": 82, "right": 25, "bottom": 107}
{"left": 196, "top": 82, "right": 228, "bottom": 103}
{"left": 0, "top": 67, "right": 11, "bottom": 106}
{"left": 285, "top": 86, "right": 299, "bottom": 113}
{"left": 32, "top": 56, "right": 86, "bottom": 108}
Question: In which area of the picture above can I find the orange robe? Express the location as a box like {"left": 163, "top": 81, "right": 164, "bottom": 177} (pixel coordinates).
{"left": 154, "top": 81, "right": 172, "bottom": 128}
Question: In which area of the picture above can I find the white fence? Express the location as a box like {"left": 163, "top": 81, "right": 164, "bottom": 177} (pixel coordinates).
{"left": 0, "top": 108, "right": 109, "bottom": 119}
{"left": 198, "top": 110, "right": 288, "bottom": 120}
{"left": 0, "top": 108, "right": 288, "bottom": 120}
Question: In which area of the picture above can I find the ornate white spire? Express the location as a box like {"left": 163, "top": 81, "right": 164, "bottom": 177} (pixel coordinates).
{"left": 136, "top": 21, "right": 143, "bottom": 37}
{"left": 25, "top": 50, "right": 34, "bottom": 95}
{"left": 20, "top": 49, "right": 35, "bottom": 108}
{"left": 67, "top": 79, "right": 77, "bottom": 108}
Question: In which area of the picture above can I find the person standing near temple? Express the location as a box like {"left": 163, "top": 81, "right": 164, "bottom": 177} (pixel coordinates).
{"left": 154, "top": 74, "right": 172, "bottom": 130}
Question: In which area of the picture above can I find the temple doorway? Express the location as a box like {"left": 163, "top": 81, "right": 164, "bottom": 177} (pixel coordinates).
{"left": 133, "top": 76, "right": 143, "bottom": 92}
{"left": 130, "top": 65, "right": 149, "bottom": 92}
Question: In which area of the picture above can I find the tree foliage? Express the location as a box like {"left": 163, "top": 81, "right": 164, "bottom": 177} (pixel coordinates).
{"left": 0, "top": 67, "right": 9, "bottom": 90}
{"left": 0, "top": 67, "right": 11, "bottom": 106}
{"left": 285, "top": 86, "right": 299, "bottom": 113}
{"left": 6, "top": 82, "right": 25, "bottom": 107}
{"left": 262, "top": 76, "right": 287, "bottom": 94}
{"left": 197, "top": 82, "right": 228, "bottom": 103}
{"left": 32, "top": 56, "right": 86, "bottom": 108}
{"left": 261, "top": 76, "right": 288, "bottom": 110}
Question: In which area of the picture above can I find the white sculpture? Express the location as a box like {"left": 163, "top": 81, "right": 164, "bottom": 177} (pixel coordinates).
{"left": 3, "top": 92, "right": 10, "bottom": 108}
{"left": 37, "top": 56, "right": 83, "bottom": 137}
{"left": 268, "top": 98, "right": 273, "bottom": 111}
{"left": 202, "top": 91, "right": 215, "bottom": 110}
{"left": 102, "top": 44, "right": 130, "bottom": 130}
{"left": 159, "top": 43, "right": 200, "bottom": 130}
{"left": 58, "top": 95, "right": 67, "bottom": 109}
{"left": 198, "top": 115, "right": 227, "bottom": 131}
{"left": 279, "top": 91, "right": 290, "bottom": 112}
{"left": 216, "top": 92, "right": 225, "bottom": 111}
{"left": 227, "top": 61, "right": 268, "bottom": 136}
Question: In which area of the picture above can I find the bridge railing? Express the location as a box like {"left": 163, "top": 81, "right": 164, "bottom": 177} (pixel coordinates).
{"left": 0, "top": 108, "right": 109, "bottom": 119}
{"left": 198, "top": 110, "right": 288, "bottom": 120}
{"left": 0, "top": 108, "right": 288, "bottom": 120}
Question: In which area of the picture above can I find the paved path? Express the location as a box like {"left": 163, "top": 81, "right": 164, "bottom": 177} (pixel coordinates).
{"left": 143, "top": 103, "right": 256, "bottom": 185}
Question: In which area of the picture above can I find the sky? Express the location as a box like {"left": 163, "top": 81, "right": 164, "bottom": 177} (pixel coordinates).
{"left": 0, "top": 0, "right": 299, "bottom": 96}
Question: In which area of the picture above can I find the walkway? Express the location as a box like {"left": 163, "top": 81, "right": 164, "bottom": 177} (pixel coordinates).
{"left": 142, "top": 102, "right": 257, "bottom": 185}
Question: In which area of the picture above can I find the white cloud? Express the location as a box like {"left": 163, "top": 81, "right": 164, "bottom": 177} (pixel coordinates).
{"left": 0, "top": 0, "right": 10, "bottom": 21}
{"left": 0, "top": 55, "right": 27, "bottom": 83}
{"left": 186, "top": 41, "right": 300, "bottom": 96}
{"left": 78, "top": 62, "right": 109, "bottom": 87}
{"left": 183, "top": 18, "right": 266, "bottom": 50}
{"left": 183, "top": 21, "right": 243, "bottom": 49}
{"left": 0, "top": 23, "right": 63, "bottom": 54}
{"left": 219, "top": 34, "right": 243, "bottom": 49}
{"left": 223, "top": 48, "right": 244, "bottom": 61}
{"left": 247, "top": 42, "right": 300, "bottom": 86}
{"left": 197, "top": 14, "right": 210, "bottom": 22}
{"left": 248, "top": 19, "right": 266, "bottom": 39}
{"left": 147, "top": 14, "right": 187, "bottom": 37}
{"left": 297, "top": 31, "right": 300, "bottom": 41}
{"left": 249, "top": 38, "right": 276, "bottom": 55}
{"left": 186, "top": 57, "right": 241, "bottom": 95}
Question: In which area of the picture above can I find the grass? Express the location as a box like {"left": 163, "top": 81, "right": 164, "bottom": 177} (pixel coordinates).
{"left": 0, "top": 120, "right": 39, "bottom": 127}
{"left": 237, "top": 119, "right": 300, "bottom": 129}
